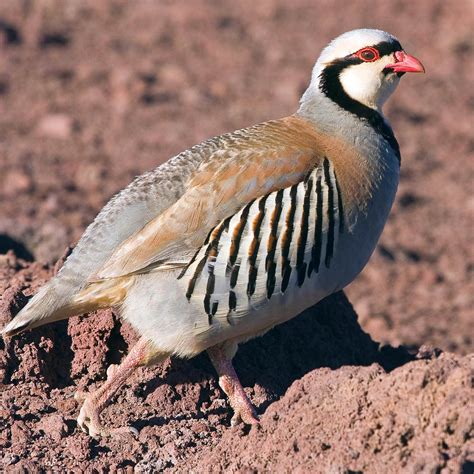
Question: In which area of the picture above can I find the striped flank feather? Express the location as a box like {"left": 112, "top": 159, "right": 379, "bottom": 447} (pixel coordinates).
{"left": 178, "top": 158, "right": 344, "bottom": 324}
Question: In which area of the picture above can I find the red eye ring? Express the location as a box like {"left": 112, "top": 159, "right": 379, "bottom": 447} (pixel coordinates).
{"left": 355, "top": 47, "right": 380, "bottom": 62}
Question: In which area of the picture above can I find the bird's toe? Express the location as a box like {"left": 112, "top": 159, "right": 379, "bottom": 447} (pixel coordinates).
{"left": 76, "top": 396, "right": 138, "bottom": 439}
{"left": 77, "top": 401, "right": 101, "bottom": 438}
{"left": 240, "top": 408, "right": 260, "bottom": 426}
{"left": 231, "top": 406, "right": 259, "bottom": 426}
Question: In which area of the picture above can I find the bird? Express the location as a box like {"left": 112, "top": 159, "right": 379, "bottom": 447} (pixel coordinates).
{"left": 2, "top": 28, "right": 424, "bottom": 438}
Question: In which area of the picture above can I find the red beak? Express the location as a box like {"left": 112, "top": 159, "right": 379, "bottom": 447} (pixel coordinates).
{"left": 385, "top": 51, "right": 425, "bottom": 73}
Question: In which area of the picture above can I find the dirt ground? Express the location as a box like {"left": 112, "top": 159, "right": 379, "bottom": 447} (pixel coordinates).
{"left": 0, "top": 0, "right": 472, "bottom": 472}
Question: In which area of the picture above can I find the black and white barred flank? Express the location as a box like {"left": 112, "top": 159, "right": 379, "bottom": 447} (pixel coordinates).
{"left": 178, "top": 158, "right": 344, "bottom": 324}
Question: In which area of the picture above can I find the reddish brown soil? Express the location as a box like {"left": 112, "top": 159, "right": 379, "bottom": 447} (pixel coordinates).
{"left": 0, "top": 0, "right": 472, "bottom": 472}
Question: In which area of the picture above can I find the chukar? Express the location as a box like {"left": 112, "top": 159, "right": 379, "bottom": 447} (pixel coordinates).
{"left": 2, "top": 29, "right": 424, "bottom": 437}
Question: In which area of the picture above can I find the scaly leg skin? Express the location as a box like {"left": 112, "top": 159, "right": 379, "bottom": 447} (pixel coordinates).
{"left": 207, "top": 344, "right": 259, "bottom": 426}
{"left": 75, "top": 336, "right": 167, "bottom": 438}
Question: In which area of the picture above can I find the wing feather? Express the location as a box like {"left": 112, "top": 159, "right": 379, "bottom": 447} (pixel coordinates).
{"left": 89, "top": 114, "right": 363, "bottom": 282}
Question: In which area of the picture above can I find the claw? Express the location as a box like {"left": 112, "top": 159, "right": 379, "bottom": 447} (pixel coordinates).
{"left": 208, "top": 345, "right": 261, "bottom": 429}
{"left": 106, "top": 364, "right": 118, "bottom": 379}
{"left": 76, "top": 393, "right": 139, "bottom": 439}
{"left": 231, "top": 406, "right": 259, "bottom": 426}
{"left": 230, "top": 413, "right": 242, "bottom": 426}
{"left": 77, "top": 397, "right": 102, "bottom": 438}
{"left": 72, "top": 339, "right": 162, "bottom": 438}
{"left": 241, "top": 411, "right": 260, "bottom": 426}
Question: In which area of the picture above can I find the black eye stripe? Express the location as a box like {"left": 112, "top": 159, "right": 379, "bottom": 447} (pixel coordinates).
{"left": 347, "top": 40, "right": 403, "bottom": 62}
{"left": 323, "top": 40, "right": 403, "bottom": 71}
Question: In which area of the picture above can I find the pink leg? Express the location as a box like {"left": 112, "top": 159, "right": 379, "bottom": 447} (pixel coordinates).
{"left": 75, "top": 337, "right": 167, "bottom": 438}
{"left": 207, "top": 345, "right": 259, "bottom": 426}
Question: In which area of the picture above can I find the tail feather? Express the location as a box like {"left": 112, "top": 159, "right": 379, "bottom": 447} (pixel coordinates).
{"left": 1, "top": 276, "right": 132, "bottom": 338}
{"left": 2, "top": 281, "right": 76, "bottom": 338}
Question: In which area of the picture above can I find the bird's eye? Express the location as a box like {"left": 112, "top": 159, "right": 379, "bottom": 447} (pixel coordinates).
{"left": 355, "top": 47, "right": 379, "bottom": 62}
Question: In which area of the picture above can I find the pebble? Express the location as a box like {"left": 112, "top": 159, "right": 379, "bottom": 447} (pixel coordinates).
{"left": 2, "top": 453, "right": 19, "bottom": 465}
{"left": 36, "top": 113, "right": 73, "bottom": 139}
{"left": 2, "top": 170, "right": 32, "bottom": 197}
{"left": 36, "top": 413, "right": 68, "bottom": 441}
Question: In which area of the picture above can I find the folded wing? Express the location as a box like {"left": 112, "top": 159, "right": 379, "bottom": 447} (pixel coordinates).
{"left": 91, "top": 116, "right": 326, "bottom": 282}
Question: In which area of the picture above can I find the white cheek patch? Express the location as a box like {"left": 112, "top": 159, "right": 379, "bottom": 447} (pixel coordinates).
{"left": 338, "top": 55, "right": 400, "bottom": 110}
{"left": 339, "top": 62, "right": 382, "bottom": 109}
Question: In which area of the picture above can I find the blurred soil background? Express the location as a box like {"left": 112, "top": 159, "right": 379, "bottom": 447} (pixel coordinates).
{"left": 0, "top": 0, "right": 472, "bottom": 472}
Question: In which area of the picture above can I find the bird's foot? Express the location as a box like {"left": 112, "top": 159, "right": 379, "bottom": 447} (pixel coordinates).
{"left": 231, "top": 404, "right": 260, "bottom": 426}
{"left": 75, "top": 390, "right": 106, "bottom": 438}
{"left": 74, "top": 390, "right": 138, "bottom": 439}
{"left": 72, "top": 339, "right": 164, "bottom": 438}
{"left": 207, "top": 344, "right": 260, "bottom": 427}
{"left": 229, "top": 387, "right": 260, "bottom": 426}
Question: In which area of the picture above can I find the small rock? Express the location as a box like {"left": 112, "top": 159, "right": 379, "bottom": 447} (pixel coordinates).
{"left": 416, "top": 345, "right": 443, "bottom": 360}
{"left": 0, "top": 284, "right": 29, "bottom": 329}
{"left": 191, "top": 421, "right": 209, "bottom": 434}
{"left": 36, "top": 114, "right": 73, "bottom": 139}
{"left": 36, "top": 413, "right": 68, "bottom": 441}
{"left": 2, "top": 170, "right": 32, "bottom": 196}
{"left": 0, "top": 426, "right": 10, "bottom": 447}
{"left": 11, "top": 421, "right": 31, "bottom": 446}
{"left": 2, "top": 453, "right": 19, "bottom": 466}
{"left": 54, "top": 395, "right": 77, "bottom": 414}
{"left": 66, "top": 435, "right": 91, "bottom": 461}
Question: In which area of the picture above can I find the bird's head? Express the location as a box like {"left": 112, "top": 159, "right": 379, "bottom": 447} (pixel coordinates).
{"left": 301, "top": 29, "right": 424, "bottom": 114}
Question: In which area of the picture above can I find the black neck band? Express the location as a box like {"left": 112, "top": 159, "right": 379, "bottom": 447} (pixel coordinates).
{"left": 319, "top": 41, "right": 402, "bottom": 162}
